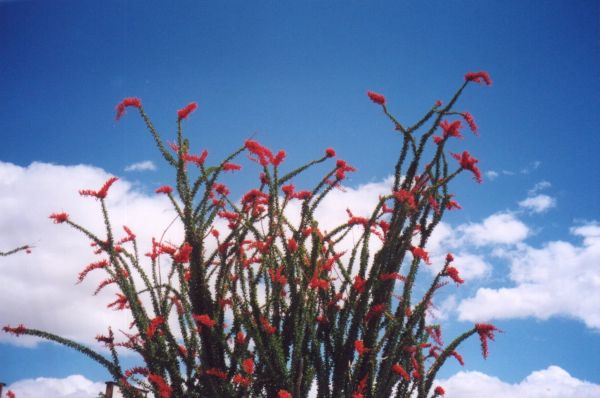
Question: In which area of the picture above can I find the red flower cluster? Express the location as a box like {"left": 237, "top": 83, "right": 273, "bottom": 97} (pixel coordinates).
{"left": 410, "top": 246, "right": 431, "bottom": 265}
{"left": 268, "top": 266, "right": 288, "bottom": 286}
{"left": 278, "top": 390, "right": 292, "bottom": 398}
{"left": 281, "top": 184, "right": 312, "bottom": 200}
{"left": 2, "top": 324, "right": 27, "bottom": 336}
{"left": 115, "top": 97, "right": 141, "bottom": 120}
{"left": 462, "top": 112, "right": 478, "bottom": 134}
{"left": 49, "top": 212, "right": 69, "bottom": 223}
{"left": 434, "top": 386, "right": 446, "bottom": 396}
{"left": 325, "top": 147, "right": 336, "bottom": 157}
{"left": 173, "top": 243, "right": 193, "bottom": 263}
{"left": 439, "top": 120, "right": 464, "bottom": 139}
{"left": 242, "top": 358, "right": 255, "bottom": 374}
{"left": 79, "top": 177, "right": 119, "bottom": 199}
{"left": 446, "top": 266, "right": 464, "bottom": 284}
{"left": 183, "top": 149, "right": 209, "bottom": 166}
{"left": 223, "top": 162, "right": 242, "bottom": 171}
{"left": 392, "top": 363, "right": 410, "bottom": 381}
{"left": 393, "top": 189, "right": 416, "bottom": 210}
{"left": 367, "top": 91, "right": 386, "bottom": 105}
{"left": 177, "top": 102, "right": 198, "bottom": 120}
{"left": 148, "top": 373, "right": 172, "bottom": 398}
{"left": 451, "top": 151, "right": 482, "bottom": 183}
{"left": 465, "top": 71, "right": 492, "bottom": 86}
{"left": 354, "top": 340, "right": 369, "bottom": 356}
{"left": 205, "top": 368, "right": 227, "bottom": 379}
{"left": 476, "top": 323, "right": 499, "bottom": 359}
{"left": 244, "top": 139, "right": 286, "bottom": 167}
{"left": 353, "top": 275, "right": 366, "bottom": 293}
{"left": 146, "top": 316, "right": 165, "bottom": 338}
{"left": 193, "top": 314, "right": 216, "bottom": 328}
{"left": 155, "top": 185, "right": 173, "bottom": 194}
{"left": 335, "top": 159, "right": 356, "bottom": 181}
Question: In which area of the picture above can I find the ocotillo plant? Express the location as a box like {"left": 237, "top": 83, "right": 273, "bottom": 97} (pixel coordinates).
{"left": 3, "top": 72, "right": 499, "bottom": 398}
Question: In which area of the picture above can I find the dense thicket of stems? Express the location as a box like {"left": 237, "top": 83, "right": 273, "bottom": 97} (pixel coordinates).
{"left": 3, "top": 73, "right": 498, "bottom": 398}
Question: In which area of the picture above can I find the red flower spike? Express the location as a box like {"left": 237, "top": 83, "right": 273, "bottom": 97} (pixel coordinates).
{"left": 278, "top": 390, "right": 292, "bottom": 398}
{"left": 475, "top": 323, "right": 500, "bottom": 359}
{"left": 107, "top": 293, "right": 129, "bottom": 311}
{"left": 446, "top": 266, "right": 464, "bottom": 284}
{"left": 49, "top": 212, "right": 69, "bottom": 224}
{"left": 354, "top": 340, "right": 369, "bottom": 356}
{"left": 148, "top": 373, "right": 172, "bottom": 398}
{"left": 282, "top": 184, "right": 295, "bottom": 197}
{"left": 446, "top": 253, "right": 454, "bottom": 262}
{"left": 462, "top": 112, "right": 478, "bottom": 134}
{"left": 287, "top": 238, "right": 298, "bottom": 253}
{"left": 434, "top": 386, "right": 446, "bottom": 396}
{"left": 223, "top": 162, "right": 241, "bottom": 171}
{"left": 446, "top": 199, "right": 462, "bottom": 210}
{"left": 79, "top": 177, "right": 119, "bottom": 199}
{"left": 206, "top": 368, "right": 227, "bottom": 379}
{"left": 233, "top": 374, "right": 251, "bottom": 387}
{"left": 173, "top": 243, "right": 193, "bottom": 263}
{"left": 236, "top": 331, "right": 247, "bottom": 345}
{"left": 410, "top": 246, "right": 431, "bottom": 265}
{"left": 193, "top": 314, "right": 216, "bottom": 328}
{"left": 325, "top": 148, "right": 336, "bottom": 157}
{"left": 392, "top": 363, "right": 410, "bottom": 381}
{"left": 146, "top": 316, "right": 165, "bottom": 338}
{"left": 379, "top": 272, "right": 406, "bottom": 282}
{"left": 242, "top": 358, "right": 255, "bottom": 375}
{"left": 367, "top": 91, "right": 386, "bottom": 105}
{"left": 115, "top": 97, "right": 141, "bottom": 121}
{"left": 177, "top": 102, "right": 198, "bottom": 120}
{"left": 272, "top": 150, "right": 286, "bottom": 166}
{"left": 3, "top": 324, "right": 27, "bottom": 336}
{"left": 245, "top": 139, "right": 274, "bottom": 166}
{"left": 7, "top": 390, "right": 16, "bottom": 398}
{"left": 393, "top": 189, "right": 416, "bottom": 210}
{"left": 124, "top": 367, "right": 149, "bottom": 378}
{"left": 155, "top": 185, "right": 173, "bottom": 194}
{"left": 353, "top": 275, "right": 367, "bottom": 293}
{"left": 451, "top": 350, "right": 465, "bottom": 366}
{"left": 465, "top": 71, "right": 492, "bottom": 86}
{"left": 439, "top": 120, "right": 464, "bottom": 139}
{"left": 451, "top": 151, "right": 482, "bottom": 183}
{"left": 435, "top": 100, "right": 443, "bottom": 107}
{"left": 260, "top": 317, "right": 276, "bottom": 334}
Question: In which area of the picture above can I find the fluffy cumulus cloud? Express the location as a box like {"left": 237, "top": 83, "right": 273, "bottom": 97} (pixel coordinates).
{"left": 458, "top": 222, "right": 600, "bottom": 329}
{"left": 6, "top": 375, "right": 106, "bottom": 398}
{"left": 8, "top": 366, "right": 600, "bottom": 398}
{"left": 457, "top": 212, "right": 529, "bottom": 246}
{"left": 437, "top": 366, "right": 600, "bottom": 398}
{"left": 0, "top": 161, "right": 183, "bottom": 347}
{"left": 124, "top": 160, "right": 156, "bottom": 172}
{"left": 518, "top": 194, "right": 556, "bottom": 213}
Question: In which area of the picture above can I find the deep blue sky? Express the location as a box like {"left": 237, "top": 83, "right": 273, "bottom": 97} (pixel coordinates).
{"left": 1, "top": 0, "right": 599, "bottom": 392}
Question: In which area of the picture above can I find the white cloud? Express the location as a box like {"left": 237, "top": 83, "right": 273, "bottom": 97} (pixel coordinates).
{"left": 8, "top": 366, "right": 600, "bottom": 398}
{"left": 458, "top": 222, "right": 600, "bottom": 329}
{"left": 0, "top": 161, "right": 183, "bottom": 347}
{"left": 518, "top": 194, "right": 556, "bottom": 214}
{"left": 7, "top": 375, "right": 106, "bottom": 398}
{"left": 528, "top": 181, "right": 551, "bottom": 195}
{"left": 485, "top": 170, "right": 499, "bottom": 180}
{"left": 437, "top": 366, "right": 600, "bottom": 398}
{"left": 457, "top": 212, "right": 529, "bottom": 246}
{"left": 124, "top": 160, "right": 156, "bottom": 172}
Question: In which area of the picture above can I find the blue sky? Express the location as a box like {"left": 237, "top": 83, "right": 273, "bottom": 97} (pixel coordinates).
{"left": 1, "top": 1, "right": 599, "bottom": 397}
